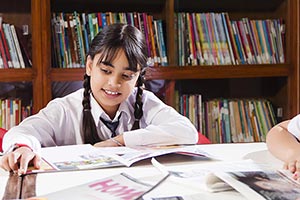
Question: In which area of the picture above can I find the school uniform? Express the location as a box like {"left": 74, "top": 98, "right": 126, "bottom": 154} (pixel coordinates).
{"left": 288, "top": 114, "right": 300, "bottom": 139}
{"left": 2, "top": 88, "right": 198, "bottom": 153}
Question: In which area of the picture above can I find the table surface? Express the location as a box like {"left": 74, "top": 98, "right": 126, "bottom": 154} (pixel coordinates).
{"left": 0, "top": 142, "right": 283, "bottom": 200}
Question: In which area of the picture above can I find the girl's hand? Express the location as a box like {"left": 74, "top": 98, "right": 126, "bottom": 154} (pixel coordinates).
{"left": 94, "top": 139, "right": 120, "bottom": 147}
{"left": 0, "top": 147, "right": 41, "bottom": 175}
{"left": 94, "top": 135, "right": 124, "bottom": 147}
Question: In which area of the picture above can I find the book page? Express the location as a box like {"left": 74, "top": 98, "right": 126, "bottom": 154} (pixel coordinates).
{"left": 215, "top": 170, "right": 300, "bottom": 200}
{"left": 36, "top": 173, "right": 154, "bottom": 200}
{"left": 151, "top": 158, "right": 268, "bottom": 193}
{"left": 111, "top": 145, "right": 216, "bottom": 166}
{"left": 27, "top": 144, "right": 125, "bottom": 173}
{"left": 31, "top": 144, "right": 216, "bottom": 174}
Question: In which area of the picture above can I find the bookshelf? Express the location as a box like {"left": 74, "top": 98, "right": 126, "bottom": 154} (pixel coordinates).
{"left": 1, "top": 0, "right": 299, "bottom": 134}
{"left": 0, "top": 0, "right": 43, "bottom": 113}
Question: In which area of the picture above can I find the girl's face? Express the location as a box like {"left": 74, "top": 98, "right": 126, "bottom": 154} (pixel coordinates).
{"left": 86, "top": 49, "right": 140, "bottom": 118}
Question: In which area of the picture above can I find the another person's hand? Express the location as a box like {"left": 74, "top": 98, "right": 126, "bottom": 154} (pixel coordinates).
{"left": 0, "top": 147, "right": 41, "bottom": 175}
{"left": 283, "top": 159, "right": 300, "bottom": 180}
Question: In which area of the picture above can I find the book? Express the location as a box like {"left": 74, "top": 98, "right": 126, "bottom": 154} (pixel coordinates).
{"left": 34, "top": 172, "right": 162, "bottom": 200}
{"left": 148, "top": 147, "right": 292, "bottom": 199}
{"left": 26, "top": 144, "right": 215, "bottom": 174}
{"left": 215, "top": 170, "right": 300, "bottom": 200}
{"left": 14, "top": 25, "right": 32, "bottom": 67}
{"left": 10, "top": 25, "right": 25, "bottom": 68}
{"left": 151, "top": 158, "right": 270, "bottom": 193}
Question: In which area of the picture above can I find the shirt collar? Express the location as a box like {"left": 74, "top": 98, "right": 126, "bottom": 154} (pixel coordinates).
{"left": 89, "top": 93, "right": 133, "bottom": 124}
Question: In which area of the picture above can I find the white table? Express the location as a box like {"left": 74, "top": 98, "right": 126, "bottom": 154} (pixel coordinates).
{"left": 0, "top": 142, "right": 283, "bottom": 199}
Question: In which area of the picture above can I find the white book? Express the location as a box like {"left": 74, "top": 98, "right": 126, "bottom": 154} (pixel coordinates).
{"left": 37, "top": 172, "right": 157, "bottom": 200}
{"left": 26, "top": 144, "right": 216, "bottom": 174}
{"left": 3, "top": 23, "right": 20, "bottom": 68}
{"left": 10, "top": 25, "right": 25, "bottom": 68}
{"left": 151, "top": 158, "right": 273, "bottom": 193}
{"left": 215, "top": 169, "right": 300, "bottom": 200}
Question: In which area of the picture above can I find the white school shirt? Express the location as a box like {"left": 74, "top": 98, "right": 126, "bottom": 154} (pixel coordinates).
{"left": 288, "top": 114, "right": 300, "bottom": 139}
{"left": 3, "top": 88, "right": 198, "bottom": 153}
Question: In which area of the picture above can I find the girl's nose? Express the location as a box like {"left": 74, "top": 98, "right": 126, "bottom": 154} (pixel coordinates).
{"left": 108, "top": 75, "right": 121, "bottom": 87}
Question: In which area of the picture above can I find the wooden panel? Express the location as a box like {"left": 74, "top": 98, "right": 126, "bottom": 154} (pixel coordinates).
{"left": 0, "top": 69, "right": 34, "bottom": 82}
{"left": 145, "top": 65, "right": 289, "bottom": 80}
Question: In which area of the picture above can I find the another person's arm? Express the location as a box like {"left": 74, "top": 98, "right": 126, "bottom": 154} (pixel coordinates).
{"left": 266, "top": 119, "right": 300, "bottom": 177}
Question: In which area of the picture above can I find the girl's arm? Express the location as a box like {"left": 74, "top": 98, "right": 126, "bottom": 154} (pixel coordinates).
{"left": 266, "top": 120, "right": 300, "bottom": 175}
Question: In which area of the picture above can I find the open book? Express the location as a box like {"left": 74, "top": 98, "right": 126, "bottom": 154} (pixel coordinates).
{"left": 151, "top": 158, "right": 273, "bottom": 193}
{"left": 33, "top": 172, "right": 167, "bottom": 200}
{"left": 215, "top": 170, "right": 300, "bottom": 200}
{"left": 152, "top": 158, "right": 300, "bottom": 199}
{"left": 27, "top": 144, "right": 215, "bottom": 174}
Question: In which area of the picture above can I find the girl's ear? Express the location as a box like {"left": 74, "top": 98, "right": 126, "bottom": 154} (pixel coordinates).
{"left": 85, "top": 55, "right": 93, "bottom": 76}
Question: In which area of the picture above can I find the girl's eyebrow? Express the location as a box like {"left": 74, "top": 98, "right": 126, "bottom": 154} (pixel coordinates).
{"left": 101, "top": 61, "right": 137, "bottom": 72}
{"left": 101, "top": 61, "right": 114, "bottom": 68}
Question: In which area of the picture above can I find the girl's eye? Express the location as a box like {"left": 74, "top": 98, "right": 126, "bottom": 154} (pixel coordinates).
{"left": 122, "top": 73, "right": 136, "bottom": 80}
{"left": 100, "top": 68, "right": 111, "bottom": 74}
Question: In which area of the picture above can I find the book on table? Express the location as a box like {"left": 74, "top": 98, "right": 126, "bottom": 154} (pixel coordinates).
{"left": 215, "top": 170, "right": 300, "bottom": 200}
{"left": 34, "top": 172, "right": 166, "bottom": 200}
{"left": 26, "top": 144, "right": 216, "bottom": 174}
{"left": 151, "top": 158, "right": 300, "bottom": 199}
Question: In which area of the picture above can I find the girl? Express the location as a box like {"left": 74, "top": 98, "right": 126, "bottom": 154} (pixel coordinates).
{"left": 0, "top": 23, "right": 198, "bottom": 175}
{"left": 266, "top": 115, "right": 300, "bottom": 180}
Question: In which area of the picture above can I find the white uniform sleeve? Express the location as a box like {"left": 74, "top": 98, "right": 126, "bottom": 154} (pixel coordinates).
{"left": 287, "top": 114, "right": 300, "bottom": 139}
{"left": 2, "top": 100, "right": 79, "bottom": 153}
{"left": 123, "top": 91, "right": 198, "bottom": 146}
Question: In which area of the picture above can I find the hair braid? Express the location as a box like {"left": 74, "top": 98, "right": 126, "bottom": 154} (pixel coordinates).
{"left": 82, "top": 74, "right": 101, "bottom": 144}
{"left": 132, "top": 75, "right": 144, "bottom": 130}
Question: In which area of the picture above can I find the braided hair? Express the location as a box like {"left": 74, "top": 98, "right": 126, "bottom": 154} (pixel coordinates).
{"left": 82, "top": 23, "right": 148, "bottom": 144}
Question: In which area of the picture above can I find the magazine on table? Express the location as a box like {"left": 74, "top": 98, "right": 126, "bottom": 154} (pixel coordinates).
{"left": 151, "top": 158, "right": 300, "bottom": 199}
{"left": 26, "top": 144, "right": 216, "bottom": 174}
{"left": 33, "top": 172, "right": 168, "bottom": 200}
{"left": 215, "top": 169, "right": 300, "bottom": 200}
{"left": 151, "top": 158, "right": 273, "bottom": 193}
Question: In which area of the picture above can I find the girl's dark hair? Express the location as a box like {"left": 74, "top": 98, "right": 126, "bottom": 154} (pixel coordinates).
{"left": 82, "top": 23, "right": 147, "bottom": 144}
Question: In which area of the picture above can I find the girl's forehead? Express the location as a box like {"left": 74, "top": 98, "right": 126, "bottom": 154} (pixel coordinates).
{"left": 96, "top": 48, "right": 126, "bottom": 62}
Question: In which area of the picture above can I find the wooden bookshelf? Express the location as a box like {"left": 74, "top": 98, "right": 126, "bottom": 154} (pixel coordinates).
{"left": 0, "top": 0, "right": 298, "bottom": 125}
{"left": 38, "top": 0, "right": 299, "bottom": 121}
{"left": 0, "top": 0, "right": 43, "bottom": 113}
{"left": 145, "top": 64, "right": 289, "bottom": 80}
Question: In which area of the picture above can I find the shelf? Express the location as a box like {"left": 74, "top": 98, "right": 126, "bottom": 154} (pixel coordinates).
{"left": 145, "top": 64, "right": 290, "bottom": 80}
{"left": 0, "top": 68, "right": 34, "bottom": 82}
{"left": 175, "top": 0, "right": 285, "bottom": 12}
{"left": 50, "top": 68, "right": 85, "bottom": 81}
{"left": 51, "top": 0, "right": 166, "bottom": 13}
{"left": 50, "top": 64, "right": 290, "bottom": 82}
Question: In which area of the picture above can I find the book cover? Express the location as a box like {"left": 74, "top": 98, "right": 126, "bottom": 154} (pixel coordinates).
{"left": 151, "top": 158, "right": 268, "bottom": 193}
{"left": 26, "top": 144, "right": 215, "bottom": 174}
{"left": 35, "top": 173, "right": 155, "bottom": 200}
{"left": 10, "top": 25, "right": 25, "bottom": 68}
{"left": 14, "top": 26, "right": 32, "bottom": 67}
{"left": 3, "top": 23, "right": 20, "bottom": 68}
{"left": 215, "top": 170, "right": 300, "bottom": 200}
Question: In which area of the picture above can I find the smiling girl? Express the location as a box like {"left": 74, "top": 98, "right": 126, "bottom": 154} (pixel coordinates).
{"left": 0, "top": 23, "right": 198, "bottom": 175}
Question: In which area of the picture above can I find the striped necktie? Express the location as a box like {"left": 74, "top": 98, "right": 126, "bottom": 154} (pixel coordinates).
{"left": 100, "top": 114, "right": 121, "bottom": 137}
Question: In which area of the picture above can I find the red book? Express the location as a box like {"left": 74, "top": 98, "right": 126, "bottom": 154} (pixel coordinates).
{"left": 0, "top": 22, "right": 12, "bottom": 68}
{"left": 0, "top": 29, "right": 8, "bottom": 68}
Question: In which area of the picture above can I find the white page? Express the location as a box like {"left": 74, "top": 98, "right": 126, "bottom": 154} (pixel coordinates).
{"left": 151, "top": 158, "right": 268, "bottom": 192}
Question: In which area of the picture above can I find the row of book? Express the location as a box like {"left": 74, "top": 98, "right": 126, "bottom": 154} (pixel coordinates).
{"left": 177, "top": 12, "right": 285, "bottom": 66}
{"left": 0, "top": 17, "right": 32, "bottom": 69}
{"left": 51, "top": 12, "right": 168, "bottom": 68}
{"left": 0, "top": 98, "right": 32, "bottom": 130}
{"left": 177, "top": 94, "right": 277, "bottom": 143}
